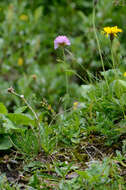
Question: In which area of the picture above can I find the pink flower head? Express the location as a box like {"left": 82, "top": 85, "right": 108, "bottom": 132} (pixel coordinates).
{"left": 54, "top": 35, "right": 71, "bottom": 49}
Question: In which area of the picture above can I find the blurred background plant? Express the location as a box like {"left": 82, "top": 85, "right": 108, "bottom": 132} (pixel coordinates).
{"left": 0, "top": 0, "right": 126, "bottom": 110}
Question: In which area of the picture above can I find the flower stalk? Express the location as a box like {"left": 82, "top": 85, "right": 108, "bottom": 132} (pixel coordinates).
{"left": 8, "top": 87, "right": 41, "bottom": 148}
{"left": 92, "top": 5, "right": 109, "bottom": 88}
{"left": 54, "top": 35, "right": 71, "bottom": 110}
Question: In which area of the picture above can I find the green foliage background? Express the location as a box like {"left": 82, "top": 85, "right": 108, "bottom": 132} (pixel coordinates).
{"left": 0, "top": 0, "right": 126, "bottom": 109}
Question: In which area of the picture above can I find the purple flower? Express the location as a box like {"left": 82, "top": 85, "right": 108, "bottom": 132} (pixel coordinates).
{"left": 54, "top": 35, "right": 71, "bottom": 49}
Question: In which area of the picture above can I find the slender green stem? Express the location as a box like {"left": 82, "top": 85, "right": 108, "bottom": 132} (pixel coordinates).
{"left": 65, "top": 69, "right": 86, "bottom": 84}
{"left": 62, "top": 48, "right": 68, "bottom": 95}
{"left": 65, "top": 49, "right": 93, "bottom": 83}
{"left": 49, "top": 107, "right": 72, "bottom": 127}
{"left": 110, "top": 41, "right": 119, "bottom": 81}
{"left": 8, "top": 88, "right": 41, "bottom": 148}
{"left": 62, "top": 48, "right": 69, "bottom": 110}
{"left": 65, "top": 72, "right": 68, "bottom": 95}
{"left": 110, "top": 42, "right": 116, "bottom": 69}
{"left": 92, "top": 7, "right": 105, "bottom": 72}
{"left": 92, "top": 5, "right": 109, "bottom": 88}
{"left": 8, "top": 136, "right": 28, "bottom": 155}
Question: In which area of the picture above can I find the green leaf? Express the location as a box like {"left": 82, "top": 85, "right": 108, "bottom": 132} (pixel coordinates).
{"left": 117, "top": 80, "right": 126, "bottom": 89}
{"left": 0, "top": 103, "right": 8, "bottom": 114}
{"left": 80, "top": 84, "right": 94, "bottom": 99}
{"left": 101, "top": 69, "right": 121, "bottom": 81}
{"left": 28, "top": 174, "right": 40, "bottom": 187}
{"left": 0, "top": 136, "right": 12, "bottom": 150}
{"left": 111, "top": 79, "right": 126, "bottom": 97}
{"left": 8, "top": 113, "right": 35, "bottom": 126}
{"left": 0, "top": 115, "right": 24, "bottom": 134}
{"left": 76, "top": 170, "right": 92, "bottom": 181}
{"left": 15, "top": 106, "right": 27, "bottom": 113}
{"left": 3, "top": 118, "right": 21, "bottom": 133}
{"left": 120, "top": 93, "right": 126, "bottom": 106}
{"left": 55, "top": 166, "right": 63, "bottom": 177}
{"left": 34, "top": 6, "right": 43, "bottom": 20}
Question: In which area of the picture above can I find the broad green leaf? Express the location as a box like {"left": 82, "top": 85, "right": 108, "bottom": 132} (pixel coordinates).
{"left": 101, "top": 69, "right": 121, "bottom": 81}
{"left": 0, "top": 102, "right": 8, "bottom": 114}
{"left": 80, "top": 84, "right": 94, "bottom": 99}
{"left": 0, "top": 115, "right": 24, "bottom": 134}
{"left": 120, "top": 93, "right": 126, "bottom": 106}
{"left": 111, "top": 79, "right": 126, "bottom": 97}
{"left": 15, "top": 106, "right": 27, "bottom": 113}
{"left": 111, "top": 79, "right": 126, "bottom": 89}
{"left": 0, "top": 136, "right": 12, "bottom": 150}
{"left": 8, "top": 113, "right": 35, "bottom": 126}
{"left": 118, "top": 80, "right": 126, "bottom": 89}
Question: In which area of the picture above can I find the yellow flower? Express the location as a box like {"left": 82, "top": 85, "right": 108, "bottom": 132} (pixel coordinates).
{"left": 73, "top": 101, "right": 79, "bottom": 110}
{"left": 18, "top": 58, "right": 23, "bottom": 66}
{"left": 19, "top": 14, "right": 28, "bottom": 21}
{"left": 102, "top": 26, "right": 122, "bottom": 41}
{"left": 123, "top": 72, "right": 126, "bottom": 77}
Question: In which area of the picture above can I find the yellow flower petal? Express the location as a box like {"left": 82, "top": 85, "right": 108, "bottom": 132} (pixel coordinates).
{"left": 123, "top": 72, "right": 126, "bottom": 77}
{"left": 73, "top": 101, "right": 79, "bottom": 110}
{"left": 18, "top": 58, "right": 23, "bottom": 66}
{"left": 20, "top": 14, "right": 28, "bottom": 21}
{"left": 102, "top": 26, "right": 122, "bottom": 38}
